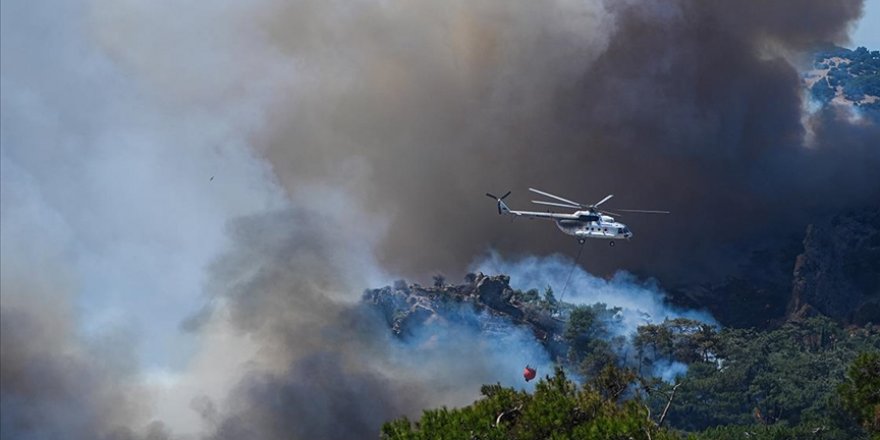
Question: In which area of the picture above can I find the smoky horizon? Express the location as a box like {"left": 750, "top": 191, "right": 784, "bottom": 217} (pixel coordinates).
{"left": 2, "top": 0, "right": 878, "bottom": 439}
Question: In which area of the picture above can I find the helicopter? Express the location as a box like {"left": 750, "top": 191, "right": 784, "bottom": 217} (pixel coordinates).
{"left": 486, "top": 188, "right": 669, "bottom": 246}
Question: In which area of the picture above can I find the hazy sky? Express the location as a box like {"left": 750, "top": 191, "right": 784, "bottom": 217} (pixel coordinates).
{"left": 852, "top": 0, "right": 880, "bottom": 47}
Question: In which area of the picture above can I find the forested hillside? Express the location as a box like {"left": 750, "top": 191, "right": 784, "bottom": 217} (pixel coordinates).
{"left": 807, "top": 46, "right": 880, "bottom": 113}
{"left": 366, "top": 232, "right": 879, "bottom": 438}
{"left": 380, "top": 320, "right": 878, "bottom": 439}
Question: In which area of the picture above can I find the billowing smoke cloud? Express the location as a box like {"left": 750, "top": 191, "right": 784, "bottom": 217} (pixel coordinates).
{"left": 1, "top": 0, "right": 287, "bottom": 437}
{"left": 0, "top": 281, "right": 168, "bottom": 440}
{"left": 257, "top": 0, "right": 878, "bottom": 282}
{"left": 2, "top": 0, "right": 878, "bottom": 439}
{"left": 195, "top": 202, "right": 556, "bottom": 439}
{"left": 1, "top": 158, "right": 166, "bottom": 439}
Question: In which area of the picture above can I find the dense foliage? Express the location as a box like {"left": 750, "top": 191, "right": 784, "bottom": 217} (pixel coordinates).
{"left": 382, "top": 367, "right": 678, "bottom": 440}
{"left": 838, "top": 351, "right": 880, "bottom": 434}
{"left": 660, "top": 318, "right": 878, "bottom": 437}
{"left": 382, "top": 315, "right": 879, "bottom": 439}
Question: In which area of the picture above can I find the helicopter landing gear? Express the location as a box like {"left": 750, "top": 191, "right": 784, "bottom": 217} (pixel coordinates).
{"left": 609, "top": 240, "right": 615, "bottom": 247}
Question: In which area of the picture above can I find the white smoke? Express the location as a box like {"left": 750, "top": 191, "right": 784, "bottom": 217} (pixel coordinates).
{"left": 652, "top": 360, "right": 689, "bottom": 383}
{"left": 472, "top": 251, "right": 717, "bottom": 335}
{"left": 387, "top": 304, "right": 555, "bottom": 394}
{"left": 470, "top": 251, "right": 717, "bottom": 384}
{"left": 1, "top": 0, "right": 290, "bottom": 437}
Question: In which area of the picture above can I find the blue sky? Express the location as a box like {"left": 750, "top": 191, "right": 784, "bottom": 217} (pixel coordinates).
{"left": 852, "top": 0, "right": 880, "bottom": 48}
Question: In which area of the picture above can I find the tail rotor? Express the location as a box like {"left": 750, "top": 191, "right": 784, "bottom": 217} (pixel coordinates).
{"left": 486, "top": 191, "right": 512, "bottom": 214}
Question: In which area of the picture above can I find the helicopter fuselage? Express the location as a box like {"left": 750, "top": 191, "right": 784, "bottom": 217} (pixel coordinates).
{"left": 555, "top": 212, "right": 632, "bottom": 241}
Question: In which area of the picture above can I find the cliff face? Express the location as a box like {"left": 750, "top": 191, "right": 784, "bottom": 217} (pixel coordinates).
{"left": 668, "top": 208, "right": 880, "bottom": 328}
{"left": 667, "top": 241, "right": 802, "bottom": 329}
{"left": 788, "top": 209, "right": 880, "bottom": 325}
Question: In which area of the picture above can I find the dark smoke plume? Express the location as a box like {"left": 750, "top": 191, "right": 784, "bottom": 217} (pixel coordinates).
{"left": 196, "top": 203, "right": 555, "bottom": 439}
{"left": 0, "top": 280, "right": 171, "bottom": 440}
{"left": 260, "top": 0, "right": 877, "bottom": 282}
{"left": 2, "top": 0, "right": 878, "bottom": 439}
{"left": 198, "top": 2, "right": 878, "bottom": 433}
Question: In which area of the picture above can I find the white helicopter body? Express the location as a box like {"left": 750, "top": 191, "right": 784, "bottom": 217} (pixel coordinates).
{"left": 486, "top": 188, "right": 668, "bottom": 246}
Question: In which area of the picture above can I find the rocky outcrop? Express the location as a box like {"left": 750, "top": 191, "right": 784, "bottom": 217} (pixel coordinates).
{"left": 365, "top": 208, "right": 880, "bottom": 338}
{"left": 362, "top": 273, "right": 569, "bottom": 358}
{"left": 474, "top": 275, "right": 524, "bottom": 321}
{"left": 788, "top": 209, "right": 880, "bottom": 325}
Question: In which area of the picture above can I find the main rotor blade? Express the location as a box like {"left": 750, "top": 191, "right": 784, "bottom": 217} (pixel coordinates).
{"left": 593, "top": 194, "right": 614, "bottom": 208}
{"left": 486, "top": 193, "right": 498, "bottom": 199}
{"left": 528, "top": 188, "right": 584, "bottom": 207}
{"left": 501, "top": 191, "right": 511, "bottom": 200}
{"left": 617, "top": 209, "right": 670, "bottom": 214}
{"left": 599, "top": 209, "right": 623, "bottom": 217}
{"left": 531, "top": 200, "right": 580, "bottom": 210}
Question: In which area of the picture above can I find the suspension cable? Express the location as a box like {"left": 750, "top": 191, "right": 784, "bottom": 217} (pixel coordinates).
{"left": 557, "top": 241, "right": 585, "bottom": 304}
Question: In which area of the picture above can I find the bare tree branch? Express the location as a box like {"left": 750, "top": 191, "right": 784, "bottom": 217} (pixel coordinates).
{"left": 494, "top": 404, "right": 523, "bottom": 428}
{"left": 657, "top": 382, "right": 682, "bottom": 428}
